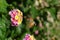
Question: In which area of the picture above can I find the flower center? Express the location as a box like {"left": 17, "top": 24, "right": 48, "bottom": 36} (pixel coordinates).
{"left": 15, "top": 15, "right": 19, "bottom": 20}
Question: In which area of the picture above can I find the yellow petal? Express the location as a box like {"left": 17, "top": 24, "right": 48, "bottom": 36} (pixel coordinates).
{"left": 18, "top": 18, "right": 22, "bottom": 24}
{"left": 30, "top": 35, "right": 36, "bottom": 40}
{"left": 17, "top": 9, "right": 23, "bottom": 16}
{"left": 17, "top": 9, "right": 20, "bottom": 13}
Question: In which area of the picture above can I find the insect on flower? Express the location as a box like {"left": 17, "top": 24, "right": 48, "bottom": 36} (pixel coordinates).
{"left": 9, "top": 9, "right": 23, "bottom": 26}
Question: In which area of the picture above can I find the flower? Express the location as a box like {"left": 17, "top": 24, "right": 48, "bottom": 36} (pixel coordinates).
{"left": 35, "top": 30, "right": 39, "bottom": 35}
{"left": 39, "top": 22, "right": 43, "bottom": 27}
{"left": 23, "top": 34, "right": 36, "bottom": 40}
{"left": 9, "top": 9, "right": 23, "bottom": 26}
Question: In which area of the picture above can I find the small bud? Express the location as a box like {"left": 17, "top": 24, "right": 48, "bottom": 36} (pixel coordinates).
{"left": 35, "top": 30, "right": 39, "bottom": 35}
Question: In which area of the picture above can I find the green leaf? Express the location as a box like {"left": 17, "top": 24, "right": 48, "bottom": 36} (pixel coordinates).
{"left": 27, "top": 0, "right": 33, "bottom": 5}
{"left": 30, "top": 6, "right": 39, "bottom": 19}
{"left": 46, "top": 0, "right": 60, "bottom": 5}
{"left": 0, "top": 30, "right": 3, "bottom": 38}
{"left": 0, "top": 0, "right": 8, "bottom": 13}
{"left": 15, "top": 26, "right": 21, "bottom": 35}
{"left": 51, "top": 0, "right": 60, "bottom": 5}
{"left": 47, "top": 7, "right": 56, "bottom": 20}
{"left": 33, "top": 26, "right": 38, "bottom": 32}
{"left": 11, "top": 30, "right": 15, "bottom": 38}
{"left": 11, "top": 27, "right": 21, "bottom": 38}
{"left": 0, "top": 29, "right": 6, "bottom": 40}
{"left": 8, "top": 37, "right": 12, "bottom": 40}
{"left": 23, "top": 7, "right": 29, "bottom": 13}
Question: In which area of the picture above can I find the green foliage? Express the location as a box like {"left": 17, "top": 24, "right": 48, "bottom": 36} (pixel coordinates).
{"left": 30, "top": 6, "right": 39, "bottom": 19}
{"left": 0, "top": 0, "right": 8, "bottom": 13}
{"left": 47, "top": 7, "right": 56, "bottom": 19}
{"left": 0, "top": 0, "right": 60, "bottom": 40}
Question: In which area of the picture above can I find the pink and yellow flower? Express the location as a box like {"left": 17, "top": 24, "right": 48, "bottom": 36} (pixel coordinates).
{"left": 9, "top": 9, "right": 23, "bottom": 26}
{"left": 23, "top": 34, "right": 36, "bottom": 40}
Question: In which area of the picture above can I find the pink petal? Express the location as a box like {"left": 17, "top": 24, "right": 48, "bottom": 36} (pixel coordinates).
{"left": 11, "top": 18, "right": 18, "bottom": 26}
{"left": 12, "top": 21, "right": 18, "bottom": 26}
{"left": 13, "top": 9, "right": 18, "bottom": 15}
{"left": 11, "top": 18, "right": 14, "bottom": 22}
{"left": 11, "top": 13, "right": 15, "bottom": 18}
{"left": 9, "top": 11, "right": 12, "bottom": 15}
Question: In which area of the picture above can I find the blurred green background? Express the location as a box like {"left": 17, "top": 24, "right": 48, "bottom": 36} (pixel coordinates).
{"left": 0, "top": 0, "right": 60, "bottom": 40}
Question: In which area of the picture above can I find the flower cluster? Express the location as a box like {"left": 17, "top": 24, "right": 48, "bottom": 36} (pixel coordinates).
{"left": 9, "top": 9, "right": 23, "bottom": 26}
{"left": 23, "top": 34, "right": 36, "bottom": 40}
